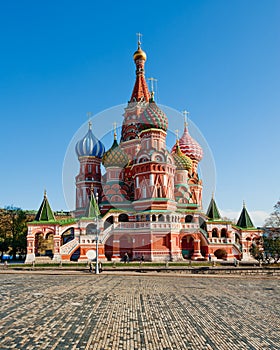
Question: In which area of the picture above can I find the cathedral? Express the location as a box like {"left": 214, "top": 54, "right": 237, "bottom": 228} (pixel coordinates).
{"left": 25, "top": 40, "right": 262, "bottom": 263}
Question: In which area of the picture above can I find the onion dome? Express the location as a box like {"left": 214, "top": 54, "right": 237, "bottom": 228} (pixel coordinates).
{"left": 102, "top": 134, "right": 129, "bottom": 168}
{"left": 172, "top": 122, "right": 203, "bottom": 161}
{"left": 172, "top": 141, "right": 193, "bottom": 171}
{"left": 75, "top": 121, "right": 105, "bottom": 158}
{"left": 133, "top": 40, "right": 147, "bottom": 61}
{"left": 138, "top": 93, "right": 168, "bottom": 132}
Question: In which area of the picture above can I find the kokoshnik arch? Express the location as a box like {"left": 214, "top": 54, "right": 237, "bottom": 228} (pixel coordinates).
{"left": 25, "top": 39, "right": 262, "bottom": 263}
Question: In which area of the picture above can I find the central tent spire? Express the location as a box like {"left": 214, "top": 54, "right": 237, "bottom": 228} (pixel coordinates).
{"left": 130, "top": 33, "right": 150, "bottom": 103}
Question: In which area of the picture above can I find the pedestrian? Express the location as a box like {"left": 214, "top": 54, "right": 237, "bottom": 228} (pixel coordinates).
{"left": 123, "top": 253, "right": 128, "bottom": 263}
{"left": 234, "top": 257, "right": 237, "bottom": 267}
{"left": 208, "top": 253, "right": 211, "bottom": 262}
{"left": 89, "top": 262, "right": 93, "bottom": 273}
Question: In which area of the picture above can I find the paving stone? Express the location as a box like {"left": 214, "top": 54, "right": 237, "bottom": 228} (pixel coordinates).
{"left": 0, "top": 274, "right": 279, "bottom": 349}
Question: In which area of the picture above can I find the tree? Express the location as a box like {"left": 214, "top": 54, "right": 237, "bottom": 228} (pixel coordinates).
{"left": 0, "top": 206, "right": 28, "bottom": 260}
{"left": 265, "top": 200, "right": 280, "bottom": 228}
{"left": 250, "top": 239, "right": 264, "bottom": 262}
{"left": 263, "top": 237, "right": 280, "bottom": 264}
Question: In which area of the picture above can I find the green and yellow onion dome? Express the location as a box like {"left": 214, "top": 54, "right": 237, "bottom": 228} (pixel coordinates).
{"left": 102, "top": 137, "right": 129, "bottom": 168}
{"left": 172, "top": 141, "right": 193, "bottom": 171}
{"left": 138, "top": 95, "right": 168, "bottom": 132}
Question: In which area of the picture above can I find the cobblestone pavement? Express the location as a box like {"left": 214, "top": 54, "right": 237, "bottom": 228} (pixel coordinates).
{"left": 0, "top": 274, "right": 279, "bottom": 350}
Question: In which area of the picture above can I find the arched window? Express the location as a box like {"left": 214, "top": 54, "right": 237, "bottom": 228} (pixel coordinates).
{"left": 212, "top": 228, "right": 218, "bottom": 238}
{"left": 86, "top": 223, "right": 97, "bottom": 235}
{"left": 119, "top": 214, "right": 129, "bottom": 222}
{"left": 185, "top": 215, "right": 193, "bottom": 223}
{"left": 152, "top": 214, "right": 156, "bottom": 222}
{"left": 158, "top": 214, "right": 164, "bottom": 222}
{"left": 221, "top": 228, "right": 227, "bottom": 238}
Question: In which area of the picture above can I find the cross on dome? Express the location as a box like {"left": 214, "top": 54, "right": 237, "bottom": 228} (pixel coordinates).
{"left": 136, "top": 32, "right": 143, "bottom": 48}
{"left": 182, "top": 110, "right": 190, "bottom": 127}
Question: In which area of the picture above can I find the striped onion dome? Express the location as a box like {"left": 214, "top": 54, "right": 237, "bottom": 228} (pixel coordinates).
{"left": 172, "top": 123, "right": 203, "bottom": 162}
{"left": 102, "top": 135, "right": 129, "bottom": 168}
{"left": 75, "top": 122, "right": 105, "bottom": 158}
{"left": 172, "top": 141, "right": 193, "bottom": 171}
{"left": 138, "top": 94, "right": 168, "bottom": 132}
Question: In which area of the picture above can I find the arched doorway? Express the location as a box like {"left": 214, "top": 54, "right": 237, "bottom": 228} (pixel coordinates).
{"left": 119, "top": 235, "right": 133, "bottom": 260}
{"left": 181, "top": 236, "right": 194, "bottom": 259}
{"left": 45, "top": 233, "right": 54, "bottom": 257}
{"left": 35, "top": 232, "right": 54, "bottom": 257}
{"left": 70, "top": 247, "right": 80, "bottom": 261}
{"left": 104, "top": 236, "right": 113, "bottom": 261}
{"left": 86, "top": 223, "right": 97, "bottom": 235}
{"left": 62, "top": 228, "right": 74, "bottom": 245}
{"left": 214, "top": 249, "right": 227, "bottom": 259}
{"left": 104, "top": 216, "right": 114, "bottom": 229}
{"left": 35, "top": 233, "right": 44, "bottom": 256}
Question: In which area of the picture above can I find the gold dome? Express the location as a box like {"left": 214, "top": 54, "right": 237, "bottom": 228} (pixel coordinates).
{"left": 133, "top": 48, "right": 147, "bottom": 61}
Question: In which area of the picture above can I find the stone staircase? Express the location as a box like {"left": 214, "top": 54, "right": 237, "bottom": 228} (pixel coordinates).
{"left": 35, "top": 256, "right": 52, "bottom": 263}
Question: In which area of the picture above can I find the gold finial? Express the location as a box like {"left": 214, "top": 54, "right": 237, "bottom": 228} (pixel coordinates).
{"left": 113, "top": 122, "right": 117, "bottom": 140}
{"left": 212, "top": 192, "right": 214, "bottom": 199}
{"left": 44, "top": 189, "right": 47, "bottom": 197}
{"left": 175, "top": 129, "right": 179, "bottom": 141}
{"left": 136, "top": 32, "right": 142, "bottom": 48}
{"left": 243, "top": 200, "right": 246, "bottom": 208}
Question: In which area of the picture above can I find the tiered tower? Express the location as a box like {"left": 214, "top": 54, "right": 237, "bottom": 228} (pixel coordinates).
{"left": 120, "top": 37, "right": 150, "bottom": 160}
{"left": 75, "top": 121, "right": 105, "bottom": 217}
{"left": 132, "top": 93, "right": 177, "bottom": 211}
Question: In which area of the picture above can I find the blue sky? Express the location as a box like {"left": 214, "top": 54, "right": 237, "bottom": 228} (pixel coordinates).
{"left": 0, "top": 0, "right": 279, "bottom": 226}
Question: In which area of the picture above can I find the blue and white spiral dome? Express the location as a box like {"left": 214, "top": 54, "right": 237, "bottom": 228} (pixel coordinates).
{"left": 75, "top": 122, "right": 105, "bottom": 158}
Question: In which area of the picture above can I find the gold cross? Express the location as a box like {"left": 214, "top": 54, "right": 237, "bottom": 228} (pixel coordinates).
{"left": 87, "top": 112, "right": 93, "bottom": 129}
{"left": 182, "top": 110, "right": 190, "bottom": 127}
{"left": 148, "top": 77, "right": 157, "bottom": 92}
{"left": 113, "top": 122, "right": 117, "bottom": 139}
{"left": 175, "top": 129, "right": 179, "bottom": 140}
{"left": 136, "top": 32, "right": 142, "bottom": 46}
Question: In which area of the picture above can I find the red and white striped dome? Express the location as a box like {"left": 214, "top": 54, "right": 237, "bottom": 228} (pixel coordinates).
{"left": 172, "top": 124, "right": 203, "bottom": 162}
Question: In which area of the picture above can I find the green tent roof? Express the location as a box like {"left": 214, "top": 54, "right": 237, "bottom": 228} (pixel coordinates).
{"left": 85, "top": 192, "right": 101, "bottom": 218}
{"left": 206, "top": 197, "right": 221, "bottom": 221}
{"left": 237, "top": 204, "right": 255, "bottom": 229}
{"left": 35, "top": 191, "right": 55, "bottom": 222}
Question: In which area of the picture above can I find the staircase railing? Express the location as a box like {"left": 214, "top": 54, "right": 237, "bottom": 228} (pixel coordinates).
{"left": 99, "top": 224, "right": 114, "bottom": 244}
{"left": 60, "top": 237, "right": 79, "bottom": 255}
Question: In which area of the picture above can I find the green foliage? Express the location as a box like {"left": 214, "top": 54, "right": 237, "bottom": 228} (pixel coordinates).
{"left": 249, "top": 243, "right": 263, "bottom": 262}
{"left": 0, "top": 206, "right": 29, "bottom": 259}
{"left": 263, "top": 237, "right": 280, "bottom": 263}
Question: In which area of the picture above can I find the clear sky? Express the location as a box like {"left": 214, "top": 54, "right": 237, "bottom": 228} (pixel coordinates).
{"left": 0, "top": 0, "right": 279, "bottom": 226}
